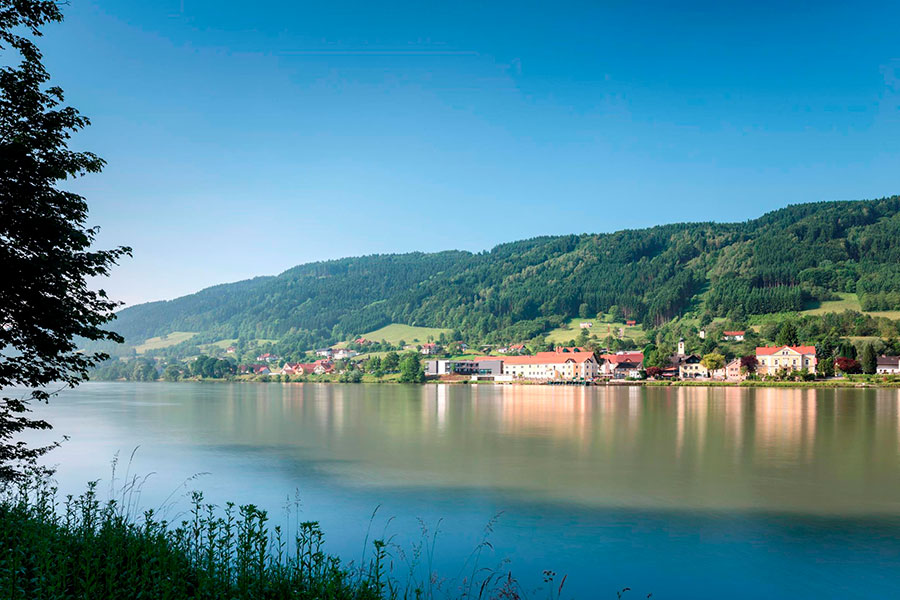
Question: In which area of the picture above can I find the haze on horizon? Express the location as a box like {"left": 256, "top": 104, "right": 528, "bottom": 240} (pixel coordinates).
{"left": 45, "top": 1, "right": 900, "bottom": 306}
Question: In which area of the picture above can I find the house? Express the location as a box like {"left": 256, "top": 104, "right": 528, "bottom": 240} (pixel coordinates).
{"left": 333, "top": 348, "right": 359, "bottom": 360}
{"left": 225, "top": 346, "right": 236, "bottom": 354}
{"left": 723, "top": 331, "right": 746, "bottom": 341}
{"left": 313, "top": 359, "right": 334, "bottom": 374}
{"left": 876, "top": 356, "right": 900, "bottom": 374}
{"left": 448, "top": 341, "right": 469, "bottom": 353}
{"left": 354, "top": 338, "right": 372, "bottom": 345}
{"left": 598, "top": 352, "right": 644, "bottom": 378}
{"left": 240, "top": 363, "right": 269, "bottom": 375}
{"left": 626, "top": 320, "right": 637, "bottom": 326}
{"left": 492, "top": 350, "right": 599, "bottom": 380}
{"left": 420, "top": 343, "right": 441, "bottom": 355}
{"left": 698, "top": 329, "right": 706, "bottom": 340}
{"left": 724, "top": 357, "right": 743, "bottom": 380}
{"left": 256, "top": 353, "right": 278, "bottom": 363}
{"left": 756, "top": 346, "right": 817, "bottom": 375}
{"left": 498, "top": 343, "right": 526, "bottom": 355}
{"left": 579, "top": 322, "right": 593, "bottom": 329}
{"left": 677, "top": 355, "right": 708, "bottom": 379}
{"left": 315, "top": 348, "right": 333, "bottom": 358}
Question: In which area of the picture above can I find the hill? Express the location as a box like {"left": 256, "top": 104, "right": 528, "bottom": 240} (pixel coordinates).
{"left": 106, "top": 196, "right": 900, "bottom": 355}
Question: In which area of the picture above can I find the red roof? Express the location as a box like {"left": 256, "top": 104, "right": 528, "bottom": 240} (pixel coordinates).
{"left": 501, "top": 351, "right": 596, "bottom": 365}
{"left": 756, "top": 345, "right": 816, "bottom": 356}
{"left": 599, "top": 352, "right": 644, "bottom": 364}
{"left": 724, "top": 331, "right": 745, "bottom": 336}
{"left": 626, "top": 320, "right": 636, "bottom": 325}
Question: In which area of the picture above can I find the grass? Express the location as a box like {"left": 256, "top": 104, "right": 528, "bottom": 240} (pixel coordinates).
{"left": 204, "top": 338, "right": 239, "bottom": 351}
{"left": 134, "top": 331, "right": 197, "bottom": 354}
{"left": 0, "top": 474, "right": 540, "bottom": 600}
{"left": 353, "top": 324, "right": 454, "bottom": 346}
{"left": 544, "top": 318, "right": 647, "bottom": 345}
{"left": 801, "top": 292, "right": 900, "bottom": 319}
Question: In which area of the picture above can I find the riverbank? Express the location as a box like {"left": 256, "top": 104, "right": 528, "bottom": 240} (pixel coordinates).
{"left": 89, "top": 373, "right": 900, "bottom": 389}
{"left": 0, "top": 476, "right": 519, "bottom": 600}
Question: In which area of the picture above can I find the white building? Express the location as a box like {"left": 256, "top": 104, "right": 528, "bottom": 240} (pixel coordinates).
{"left": 876, "top": 356, "right": 900, "bottom": 374}
{"left": 499, "top": 350, "right": 599, "bottom": 380}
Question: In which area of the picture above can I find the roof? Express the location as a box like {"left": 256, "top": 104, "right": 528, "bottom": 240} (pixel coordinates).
{"left": 877, "top": 356, "right": 900, "bottom": 366}
{"left": 723, "top": 331, "right": 745, "bottom": 336}
{"left": 600, "top": 352, "right": 644, "bottom": 364}
{"left": 756, "top": 345, "right": 816, "bottom": 356}
{"left": 613, "top": 361, "right": 640, "bottom": 370}
{"left": 497, "top": 351, "right": 597, "bottom": 365}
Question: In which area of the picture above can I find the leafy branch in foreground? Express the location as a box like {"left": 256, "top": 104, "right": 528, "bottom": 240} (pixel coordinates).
{"left": 0, "top": 1, "right": 130, "bottom": 481}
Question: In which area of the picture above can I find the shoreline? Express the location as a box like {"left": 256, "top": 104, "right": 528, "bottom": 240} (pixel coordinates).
{"left": 88, "top": 376, "right": 900, "bottom": 389}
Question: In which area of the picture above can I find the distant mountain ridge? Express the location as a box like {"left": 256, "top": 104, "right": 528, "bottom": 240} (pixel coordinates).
{"left": 109, "top": 196, "right": 900, "bottom": 351}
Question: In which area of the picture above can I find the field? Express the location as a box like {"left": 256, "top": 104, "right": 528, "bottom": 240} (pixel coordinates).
{"left": 204, "top": 338, "right": 238, "bottom": 350}
{"left": 801, "top": 292, "right": 900, "bottom": 319}
{"left": 544, "top": 317, "right": 647, "bottom": 345}
{"left": 354, "top": 323, "right": 454, "bottom": 345}
{"left": 134, "top": 331, "right": 196, "bottom": 353}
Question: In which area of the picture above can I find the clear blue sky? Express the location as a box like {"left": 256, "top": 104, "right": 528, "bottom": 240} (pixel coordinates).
{"left": 40, "top": 1, "right": 900, "bottom": 305}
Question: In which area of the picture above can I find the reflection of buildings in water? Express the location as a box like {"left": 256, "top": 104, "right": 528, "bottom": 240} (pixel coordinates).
{"left": 871, "top": 389, "right": 900, "bottom": 452}
{"left": 752, "top": 388, "right": 817, "bottom": 464}
{"left": 484, "top": 385, "right": 600, "bottom": 455}
{"left": 422, "top": 384, "right": 450, "bottom": 432}
{"left": 723, "top": 387, "right": 746, "bottom": 461}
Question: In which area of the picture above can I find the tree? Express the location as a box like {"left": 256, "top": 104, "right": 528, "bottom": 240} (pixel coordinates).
{"left": 381, "top": 351, "right": 400, "bottom": 373}
{"left": 398, "top": 352, "right": 425, "bottom": 383}
{"left": 834, "top": 357, "right": 861, "bottom": 375}
{"left": 645, "top": 366, "right": 663, "bottom": 379}
{"left": 860, "top": 343, "right": 877, "bottom": 375}
{"left": 162, "top": 364, "right": 182, "bottom": 382}
{"left": 775, "top": 321, "right": 799, "bottom": 346}
{"left": 1, "top": 2, "right": 130, "bottom": 481}
{"left": 740, "top": 355, "right": 758, "bottom": 373}
{"left": 701, "top": 352, "right": 726, "bottom": 374}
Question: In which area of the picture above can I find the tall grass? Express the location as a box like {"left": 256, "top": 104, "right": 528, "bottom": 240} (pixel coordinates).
{"left": 0, "top": 473, "right": 548, "bottom": 600}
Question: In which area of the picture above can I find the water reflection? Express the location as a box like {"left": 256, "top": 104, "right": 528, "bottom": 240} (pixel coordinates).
{"left": 29, "top": 382, "right": 900, "bottom": 515}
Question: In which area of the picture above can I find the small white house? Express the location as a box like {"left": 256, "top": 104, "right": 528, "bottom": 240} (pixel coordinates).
{"left": 876, "top": 356, "right": 900, "bottom": 374}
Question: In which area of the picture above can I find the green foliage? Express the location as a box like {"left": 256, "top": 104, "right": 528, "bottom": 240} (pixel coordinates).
{"left": 775, "top": 321, "right": 799, "bottom": 346}
{"left": 381, "top": 352, "right": 400, "bottom": 373}
{"left": 860, "top": 343, "right": 877, "bottom": 374}
{"left": 398, "top": 353, "right": 425, "bottom": 383}
{"left": 101, "top": 196, "right": 900, "bottom": 358}
{"left": 700, "top": 352, "right": 726, "bottom": 372}
{"left": 1, "top": 1, "right": 130, "bottom": 481}
{"left": 0, "top": 476, "right": 437, "bottom": 600}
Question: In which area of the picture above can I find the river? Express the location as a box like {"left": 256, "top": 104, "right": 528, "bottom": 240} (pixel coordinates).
{"left": 23, "top": 382, "right": 900, "bottom": 598}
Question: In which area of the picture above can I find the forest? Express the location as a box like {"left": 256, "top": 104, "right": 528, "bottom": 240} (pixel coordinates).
{"left": 102, "top": 196, "right": 900, "bottom": 353}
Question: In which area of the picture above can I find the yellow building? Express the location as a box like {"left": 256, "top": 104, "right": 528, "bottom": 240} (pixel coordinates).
{"left": 755, "top": 346, "right": 817, "bottom": 375}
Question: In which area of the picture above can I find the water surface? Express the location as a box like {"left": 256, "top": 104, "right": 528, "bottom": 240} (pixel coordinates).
{"left": 25, "top": 382, "right": 900, "bottom": 598}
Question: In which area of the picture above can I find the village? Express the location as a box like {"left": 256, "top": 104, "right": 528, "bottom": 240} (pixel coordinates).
{"left": 241, "top": 329, "right": 900, "bottom": 383}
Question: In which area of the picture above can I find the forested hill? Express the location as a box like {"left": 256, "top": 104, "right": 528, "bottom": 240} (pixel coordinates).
{"left": 109, "top": 196, "right": 900, "bottom": 351}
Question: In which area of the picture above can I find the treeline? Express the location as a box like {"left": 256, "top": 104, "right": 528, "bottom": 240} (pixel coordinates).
{"left": 104, "top": 196, "right": 900, "bottom": 353}
{"left": 91, "top": 355, "right": 237, "bottom": 382}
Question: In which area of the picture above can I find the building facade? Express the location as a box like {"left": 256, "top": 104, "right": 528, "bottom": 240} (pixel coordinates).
{"left": 500, "top": 350, "right": 599, "bottom": 380}
{"left": 756, "top": 346, "right": 817, "bottom": 375}
{"left": 876, "top": 356, "right": 900, "bottom": 374}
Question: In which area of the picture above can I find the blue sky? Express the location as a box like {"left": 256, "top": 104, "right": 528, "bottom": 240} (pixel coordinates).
{"left": 38, "top": 1, "right": 900, "bottom": 305}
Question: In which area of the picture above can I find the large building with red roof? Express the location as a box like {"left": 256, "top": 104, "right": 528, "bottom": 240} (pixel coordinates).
{"left": 472, "top": 349, "right": 599, "bottom": 380}
{"left": 755, "top": 345, "right": 817, "bottom": 375}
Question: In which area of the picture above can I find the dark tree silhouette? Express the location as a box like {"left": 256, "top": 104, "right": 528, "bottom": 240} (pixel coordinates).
{"left": 1, "top": 1, "right": 130, "bottom": 481}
